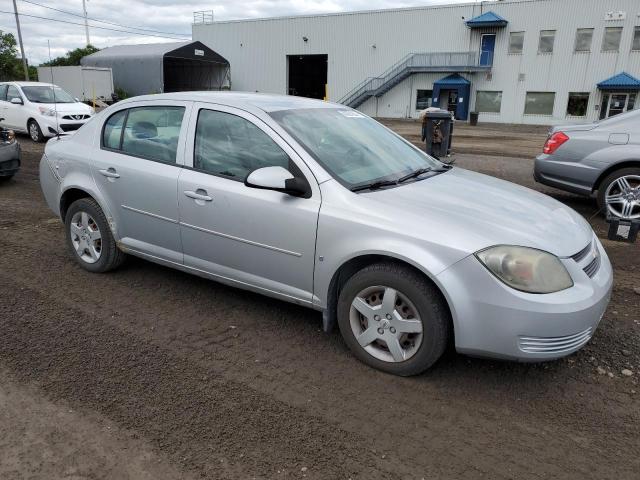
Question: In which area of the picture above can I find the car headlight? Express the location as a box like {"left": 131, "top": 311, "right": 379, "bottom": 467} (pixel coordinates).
{"left": 38, "top": 107, "right": 56, "bottom": 117}
{"left": 475, "top": 245, "right": 573, "bottom": 294}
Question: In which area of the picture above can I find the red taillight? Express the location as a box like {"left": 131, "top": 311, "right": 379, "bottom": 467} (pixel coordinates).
{"left": 543, "top": 131, "right": 569, "bottom": 154}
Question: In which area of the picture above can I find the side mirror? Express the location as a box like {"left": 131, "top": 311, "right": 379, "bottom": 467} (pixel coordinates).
{"left": 244, "top": 166, "right": 310, "bottom": 198}
{"left": 10, "top": 97, "right": 23, "bottom": 105}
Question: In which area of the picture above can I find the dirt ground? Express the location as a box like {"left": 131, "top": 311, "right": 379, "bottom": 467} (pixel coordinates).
{"left": 0, "top": 131, "right": 638, "bottom": 480}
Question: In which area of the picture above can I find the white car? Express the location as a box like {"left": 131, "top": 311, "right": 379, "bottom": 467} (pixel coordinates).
{"left": 0, "top": 81, "right": 94, "bottom": 142}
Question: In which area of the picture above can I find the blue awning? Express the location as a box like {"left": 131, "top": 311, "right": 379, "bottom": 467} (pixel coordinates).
{"left": 597, "top": 72, "right": 640, "bottom": 91}
{"left": 465, "top": 11, "right": 508, "bottom": 28}
{"left": 434, "top": 73, "right": 471, "bottom": 87}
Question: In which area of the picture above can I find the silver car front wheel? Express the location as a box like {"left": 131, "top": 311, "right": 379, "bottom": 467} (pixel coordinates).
{"left": 349, "top": 286, "right": 424, "bottom": 363}
{"left": 604, "top": 174, "right": 640, "bottom": 220}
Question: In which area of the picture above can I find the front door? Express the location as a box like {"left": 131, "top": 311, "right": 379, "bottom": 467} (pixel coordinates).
{"left": 439, "top": 90, "right": 458, "bottom": 114}
{"left": 92, "top": 102, "right": 190, "bottom": 264}
{"left": 178, "top": 103, "right": 321, "bottom": 303}
{"left": 600, "top": 92, "right": 637, "bottom": 119}
{"left": 480, "top": 34, "right": 496, "bottom": 67}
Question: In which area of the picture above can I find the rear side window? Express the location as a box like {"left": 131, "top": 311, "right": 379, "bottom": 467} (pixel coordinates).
{"left": 194, "top": 109, "right": 290, "bottom": 180}
{"left": 102, "top": 106, "right": 185, "bottom": 164}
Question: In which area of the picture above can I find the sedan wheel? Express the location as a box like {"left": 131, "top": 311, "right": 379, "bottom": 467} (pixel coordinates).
{"left": 28, "top": 120, "right": 43, "bottom": 142}
{"left": 601, "top": 171, "right": 640, "bottom": 220}
{"left": 337, "top": 262, "right": 450, "bottom": 376}
{"left": 69, "top": 211, "right": 102, "bottom": 264}
{"left": 350, "top": 286, "right": 423, "bottom": 363}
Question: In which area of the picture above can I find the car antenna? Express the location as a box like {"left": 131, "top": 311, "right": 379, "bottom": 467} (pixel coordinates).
{"left": 47, "top": 40, "right": 60, "bottom": 140}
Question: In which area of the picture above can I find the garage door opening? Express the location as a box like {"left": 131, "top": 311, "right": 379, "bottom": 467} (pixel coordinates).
{"left": 287, "top": 54, "right": 328, "bottom": 99}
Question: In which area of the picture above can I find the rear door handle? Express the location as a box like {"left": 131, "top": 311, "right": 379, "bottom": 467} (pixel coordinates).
{"left": 184, "top": 189, "right": 212, "bottom": 202}
{"left": 99, "top": 168, "right": 120, "bottom": 179}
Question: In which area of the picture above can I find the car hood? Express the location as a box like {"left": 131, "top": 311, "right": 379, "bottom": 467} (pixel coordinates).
{"left": 36, "top": 102, "right": 92, "bottom": 114}
{"left": 363, "top": 168, "right": 593, "bottom": 258}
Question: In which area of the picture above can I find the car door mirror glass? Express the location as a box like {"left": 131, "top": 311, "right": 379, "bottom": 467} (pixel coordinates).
{"left": 245, "top": 166, "right": 310, "bottom": 197}
{"left": 10, "top": 97, "right": 23, "bottom": 105}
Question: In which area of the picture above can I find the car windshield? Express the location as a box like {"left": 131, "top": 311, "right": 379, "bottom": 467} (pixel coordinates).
{"left": 21, "top": 86, "right": 76, "bottom": 104}
{"left": 269, "top": 108, "right": 441, "bottom": 189}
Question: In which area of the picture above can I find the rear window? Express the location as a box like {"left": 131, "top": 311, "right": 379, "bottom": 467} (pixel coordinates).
{"left": 102, "top": 106, "right": 185, "bottom": 164}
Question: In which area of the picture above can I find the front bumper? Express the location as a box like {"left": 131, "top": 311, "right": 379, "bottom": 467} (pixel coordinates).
{"left": 0, "top": 140, "right": 20, "bottom": 176}
{"left": 38, "top": 115, "right": 90, "bottom": 137}
{"left": 436, "top": 236, "right": 613, "bottom": 361}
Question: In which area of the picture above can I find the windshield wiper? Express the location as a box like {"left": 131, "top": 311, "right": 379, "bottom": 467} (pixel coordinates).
{"left": 397, "top": 167, "right": 432, "bottom": 183}
{"left": 350, "top": 179, "right": 398, "bottom": 192}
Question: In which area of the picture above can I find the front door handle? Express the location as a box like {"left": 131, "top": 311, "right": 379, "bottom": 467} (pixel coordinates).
{"left": 184, "top": 189, "right": 213, "bottom": 202}
{"left": 99, "top": 168, "right": 120, "bottom": 179}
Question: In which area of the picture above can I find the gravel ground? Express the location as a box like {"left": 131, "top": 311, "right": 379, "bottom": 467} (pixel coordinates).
{"left": 0, "top": 133, "right": 638, "bottom": 479}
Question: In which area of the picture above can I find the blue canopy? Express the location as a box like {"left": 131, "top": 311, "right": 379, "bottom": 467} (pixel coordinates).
{"left": 597, "top": 72, "right": 640, "bottom": 91}
{"left": 465, "top": 11, "right": 508, "bottom": 28}
{"left": 434, "top": 73, "right": 471, "bottom": 87}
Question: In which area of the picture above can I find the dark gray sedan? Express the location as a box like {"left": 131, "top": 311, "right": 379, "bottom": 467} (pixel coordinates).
{"left": 534, "top": 109, "right": 640, "bottom": 219}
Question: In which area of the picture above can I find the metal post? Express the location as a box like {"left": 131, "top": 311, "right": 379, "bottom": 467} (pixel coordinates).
{"left": 12, "top": 0, "right": 29, "bottom": 80}
{"left": 82, "top": 0, "right": 91, "bottom": 45}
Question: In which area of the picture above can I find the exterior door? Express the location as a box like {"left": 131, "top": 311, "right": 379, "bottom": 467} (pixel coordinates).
{"left": 480, "top": 34, "right": 496, "bottom": 66}
{"left": 92, "top": 102, "right": 191, "bottom": 264}
{"left": 3, "top": 85, "right": 25, "bottom": 130}
{"left": 178, "top": 103, "right": 321, "bottom": 304}
{"left": 600, "top": 92, "right": 636, "bottom": 119}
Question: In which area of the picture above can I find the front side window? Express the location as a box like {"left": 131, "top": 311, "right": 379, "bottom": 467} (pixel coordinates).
{"left": 602, "top": 27, "right": 622, "bottom": 52}
{"left": 415, "top": 90, "right": 432, "bottom": 110}
{"left": 632, "top": 26, "right": 640, "bottom": 51}
{"left": 475, "top": 91, "right": 502, "bottom": 113}
{"left": 103, "top": 106, "right": 184, "bottom": 164}
{"left": 7, "top": 85, "right": 21, "bottom": 102}
{"left": 194, "top": 109, "right": 290, "bottom": 180}
{"left": 566, "top": 92, "right": 590, "bottom": 116}
{"left": 21, "top": 85, "right": 75, "bottom": 103}
{"left": 538, "top": 30, "right": 555, "bottom": 53}
{"left": 270, "top": 108, "right": 440, "bottom": 189}
{"left": 508, "top": 32, "right": 524, "bottom": 54}
{"left": 0, "top": 85, "right": 7, "bottom": 101}
{"left": 524, "top": 92, "right": 555, "bottom": 115}
{"left": 574, "top": 28, "right": 594, "bottom": 52}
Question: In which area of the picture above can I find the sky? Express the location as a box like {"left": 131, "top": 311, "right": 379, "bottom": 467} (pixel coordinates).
{"left": 1, "top": 0, "right": 474, "bottom": 65}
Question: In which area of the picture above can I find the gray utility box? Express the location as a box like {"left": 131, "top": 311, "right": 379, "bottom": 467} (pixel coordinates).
{"left": 422, "top": 109, "right": 454, "bottom": 159}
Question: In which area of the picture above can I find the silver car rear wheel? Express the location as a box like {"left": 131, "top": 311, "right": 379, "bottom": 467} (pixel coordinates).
{"left": 349, "top": 285, "right": 424, "bottom": 363}
{"left": 604, "top": 174, "right": 640, "bottom": 219}
{"left": 69, "top": 211, "right": 102, "bottom": 264}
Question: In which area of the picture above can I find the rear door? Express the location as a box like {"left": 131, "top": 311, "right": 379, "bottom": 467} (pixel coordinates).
{"left": 177, "top": 103, "right": 321, "bottom": 303}
{"left": 92, "top": 101, "right": 191, "bottom": 263}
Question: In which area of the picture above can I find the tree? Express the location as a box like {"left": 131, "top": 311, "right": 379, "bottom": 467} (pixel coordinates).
{"left": 41, "top": 45, "right": 100, "bottom": 67}
{"left": 0, "top": 31, "right": 23, "bottom": 81}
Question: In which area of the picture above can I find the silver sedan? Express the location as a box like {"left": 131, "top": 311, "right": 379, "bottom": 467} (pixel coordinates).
{"left": 39, "top": 93, "right": 612, "bottom": 375}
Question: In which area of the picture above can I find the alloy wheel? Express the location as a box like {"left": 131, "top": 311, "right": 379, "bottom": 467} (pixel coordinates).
{"left": 605, "top": 175, "right": 640, "bottom": 219}
{"left": 349, "top": 286, "right": 423, "bottom": 363}
{"left": 70, "top": 211, "right": 103, "bottom": 264}
{"left": 29, "top": 122, "right": 39, "bottom": 142}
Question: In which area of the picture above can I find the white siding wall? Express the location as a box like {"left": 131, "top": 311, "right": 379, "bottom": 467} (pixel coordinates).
{"left": 193, "top": 0, "right": 640, "bottom": 124}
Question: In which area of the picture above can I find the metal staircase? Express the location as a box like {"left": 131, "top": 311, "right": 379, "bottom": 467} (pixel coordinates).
{"left": 339, "top": 51, "right": 492, "bottom": 108}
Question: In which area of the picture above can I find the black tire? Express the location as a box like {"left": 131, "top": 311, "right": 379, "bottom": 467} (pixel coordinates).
{"left": 64, "top": 198, "right": 126, "bottom": 273}
{"left": 337, "top": 262, "right": 450, "bottom": 376}
{"left": 28, "top": 119, "right": 45, "bottom": 143}
{"left": 597, "top": 167, "right": 640, "bottom": 218}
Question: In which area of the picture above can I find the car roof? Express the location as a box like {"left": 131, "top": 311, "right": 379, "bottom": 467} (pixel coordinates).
{"left": 118, "top": 91, "right": 345, "bottom": 113}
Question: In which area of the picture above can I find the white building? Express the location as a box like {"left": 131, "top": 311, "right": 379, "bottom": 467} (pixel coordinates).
{"left": 193, "top": 0, "right": 640, "bottom": 124}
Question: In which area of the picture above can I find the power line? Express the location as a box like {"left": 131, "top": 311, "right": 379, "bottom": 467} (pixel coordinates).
{"left": 18, "top": 0, "right": 190, "bottom": 38}
{"left": 0, "top": 10, "right": 190, "bottom": 41}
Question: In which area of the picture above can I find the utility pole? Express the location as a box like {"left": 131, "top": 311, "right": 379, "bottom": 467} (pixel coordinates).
{"left": 12, "top": 0, "right": 29, "bottom": 80}
{"left": 82, "top": 0, "right": 91, "bottom": 46}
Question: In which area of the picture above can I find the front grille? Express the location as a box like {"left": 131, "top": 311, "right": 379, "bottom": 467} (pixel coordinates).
{"left": 60, "top": 123, "right": 82, "bottom": 132}
{"left": 571, "top": 239, "right": 601, "bottom": 278}
{"left": 62, "top": 114, "right": 90, "bottom": 120}
{"left": 518, "top": 327, "right": 593, "bottom": 354}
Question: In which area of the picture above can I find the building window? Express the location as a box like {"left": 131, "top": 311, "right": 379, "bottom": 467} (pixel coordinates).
{"left": 508, "top": 32, "right": 524, "bottom": 54}
{"left": 475, "top": 91, "right": 502, "bottom": 113}
{"left": 524, "top": 92, "right": 555, "bottom": 115}
{"left": 566, "top": 92, "right": 590, "bottom": 116}
{"left": 538, "top": 30, "right": 555, "bottom": 53}
{"left": 416, "top": 90, "right": 432, "bottom": 110}
{"left": 632, "top": 26, "right": 640, "bottom": 51}
{"left": 602, "top": 27, "right": 623, "bottom": 52}
{"left": 574, "top": 28, "right": 593, "bottom": 52}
